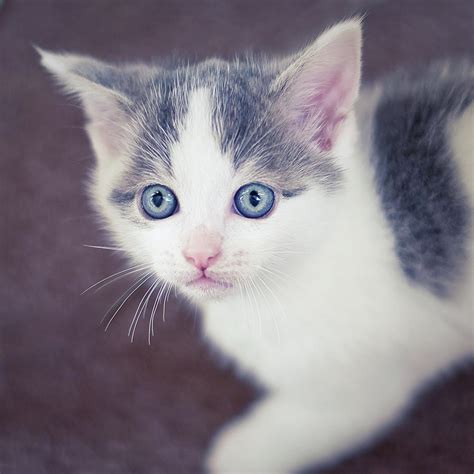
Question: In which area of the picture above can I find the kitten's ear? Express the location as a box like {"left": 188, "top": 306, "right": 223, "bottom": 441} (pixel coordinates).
{"left": 37, "top": 48, "right": 132, "bottom": 161}
{"left": 273, "top": 19, "right": 362, "bottom": 152}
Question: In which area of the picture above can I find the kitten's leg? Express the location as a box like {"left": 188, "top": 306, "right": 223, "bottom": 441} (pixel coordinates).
{"left": 206, "top": 381, "right": 412, "bottom": 473}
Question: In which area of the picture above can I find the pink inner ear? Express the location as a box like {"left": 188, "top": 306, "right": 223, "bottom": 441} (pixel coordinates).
{"left": 293, "top": 60, "right": 357, "bottom": 151}
{"left": 83, "top": 93, "right": 128, "bottom": 156}
{"left": 283, "top": 22, "right": 361, "bottom": 152}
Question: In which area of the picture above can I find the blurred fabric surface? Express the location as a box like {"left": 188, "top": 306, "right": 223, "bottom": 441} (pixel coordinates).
{"left": 0, "top": 1, "right": 473, "bottom": 472}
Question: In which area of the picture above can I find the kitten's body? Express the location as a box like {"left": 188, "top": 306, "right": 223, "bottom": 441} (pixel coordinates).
{"left": 204, "top": 66, "right": 473, "bottom": 471}
{"left": 40, "top": 21, "right": 473, "bottom": 472}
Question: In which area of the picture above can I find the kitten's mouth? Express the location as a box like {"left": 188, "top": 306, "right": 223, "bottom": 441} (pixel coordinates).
{"left": 185, "top": 274, "right": 233, "bottom": 291}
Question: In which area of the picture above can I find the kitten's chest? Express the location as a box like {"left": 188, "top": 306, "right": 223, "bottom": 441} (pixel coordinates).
{"left": 202, "top": 296, "right": 316, "bottom": 388}
{"left": 201, "top": 278, "right": 389, "bottom": 389}
{"left": 200, "top": 259, "right": 469, "bottom": 391}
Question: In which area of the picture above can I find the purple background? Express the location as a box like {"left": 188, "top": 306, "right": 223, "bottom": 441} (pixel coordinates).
{"left": 0, "top": 1, "right": 473, "bottom": 472}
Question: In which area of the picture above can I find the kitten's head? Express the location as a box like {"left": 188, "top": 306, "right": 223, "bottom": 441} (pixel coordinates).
{"left": 40, "top": 20, "right": 361, "bottom": 302}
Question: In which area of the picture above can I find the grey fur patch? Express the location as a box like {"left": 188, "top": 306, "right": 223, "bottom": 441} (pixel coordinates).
{"left": 371, "top": 61, "right": 473, "bottom": 296}
{"left": 109, "top": 189, "right": 135, "bottom": 205}
{"left": 73, "top": 59, "right": 190, "bottom": 181}
{"left": 127, "top": 69, "right": 191, "bottom": 176}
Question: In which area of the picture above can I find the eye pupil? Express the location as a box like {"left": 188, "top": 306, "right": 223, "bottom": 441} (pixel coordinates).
{"left": 152, "top": 192, "right": 163, "bottom": 208}
{"left": 249, "top": 190, "right": 261, "bottom": 207}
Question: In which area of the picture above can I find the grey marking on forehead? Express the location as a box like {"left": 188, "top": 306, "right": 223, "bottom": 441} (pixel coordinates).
{"left": 108, "top": 56, "right": 343, "bottom": 198}
{"left": 102, "top": 66, "right": 194, "bottom": 197}
{"left": 127, "top": 69, "right": 191, "bottom": 178}
{"left": 209, "top": 58, "right": 343, "bottom": 193}
{"left": 371, "top": 60, "right": 473, "bottom": 297}
{"left": 73, "top": 58, "right": 190, "bottom": 182}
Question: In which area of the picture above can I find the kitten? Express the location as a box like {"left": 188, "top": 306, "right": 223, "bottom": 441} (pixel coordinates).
{"left": 40, "top": 19, "right": 473, "bottom": 473}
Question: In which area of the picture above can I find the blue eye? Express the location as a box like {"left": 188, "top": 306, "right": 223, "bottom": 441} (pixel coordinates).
{"left": 141, "top": 184, "right": 178, "bottom": 219}
{"left": 234, "top": 183, "right": 275, "bottom": 219}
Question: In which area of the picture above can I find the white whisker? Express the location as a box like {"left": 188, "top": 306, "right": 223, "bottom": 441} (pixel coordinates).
{"left": 129, "top": 278, "right": 159, "bottom": 342}
{"left": 148, "top": 280, "right": 169, "bottom": 345}
{"left": 104, "top": 272, "right": 154, "bottom": 332}
{"left": 83, "top": 244, "right": 126, "bottom": 252}
{"left": 82, "top": 263, "right": 150, "bottom": 295}
{"left": 162, "top": 283, "right": 173, "bottom": 322}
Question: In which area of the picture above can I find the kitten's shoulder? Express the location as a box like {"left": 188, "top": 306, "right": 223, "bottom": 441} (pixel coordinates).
{"left": 359, "top": 60, "right": 474, "bottom": 297}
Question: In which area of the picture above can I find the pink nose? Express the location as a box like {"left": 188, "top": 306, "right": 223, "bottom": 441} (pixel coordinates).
{"left": 183, "top": 228, "right": 222, "bottom": 270}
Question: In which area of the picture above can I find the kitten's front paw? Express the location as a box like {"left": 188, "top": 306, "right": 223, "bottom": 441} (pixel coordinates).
{"left": 205, "top": 421, "right": 288, "bottom": 474}
{"left": 205, "top": 423, "right": 247, "bottom": 474}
